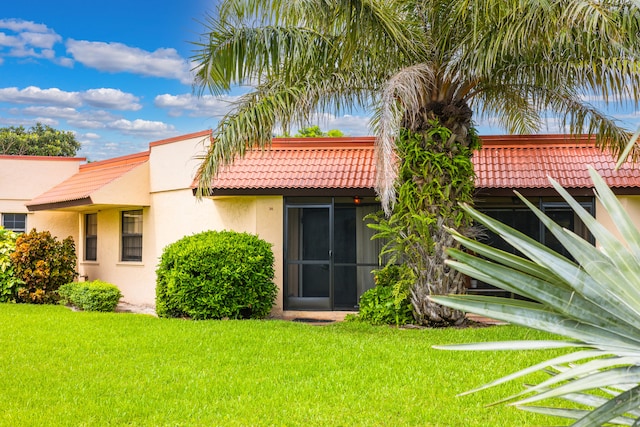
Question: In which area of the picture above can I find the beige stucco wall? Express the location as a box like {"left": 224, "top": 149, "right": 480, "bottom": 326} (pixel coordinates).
{"left": 0, "top": 156, "right": 82, "bottom": 205}
{"left": 29, "top": 210, "right": 80, "bottom": 243}
{"left": 149, "top": 134, "right": 209, "bottom": 193}
{"left": 92, "top": 162, "right": 150, "bottom": 206}
{"left": 78, "top": 207, "right": 155, "bottom": 305}
{"left": 595, "top": 195, "right": 640, "bottom": 244}
{"left": 0, "top": 156, "right": 82, "bottom": 233}
{"left": 210, "top": 196, "right": 284, "bottom": 313}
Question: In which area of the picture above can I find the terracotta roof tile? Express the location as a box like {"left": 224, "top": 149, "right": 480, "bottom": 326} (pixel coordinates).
{"left": 27, "top": 151, "right": 149, "bottom": 208}
{"left": 204, "top": 134, "right": 640, "bottom": 192}
{"left": 208, "top": 138, "right": 376, "bottom": 190}
{"left": 475, "top": 135, "right": 640, "bottom": 189}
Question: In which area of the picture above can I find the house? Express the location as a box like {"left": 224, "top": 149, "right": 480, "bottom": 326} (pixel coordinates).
{"left": 3, "top": 131, "right": 640, "bottom": 315}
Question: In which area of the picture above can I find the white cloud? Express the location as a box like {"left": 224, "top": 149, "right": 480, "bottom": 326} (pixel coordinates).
{"left": 57, "top": 56, "right": 73, "bottom": 67}
{"left": 0, "top": 19, "right": 62, "bottom": 60}
{"left": 22, "top": 106, "right": 82, "bottom": 119}
{"left": 82, "top": 88, "right": 142, "bottom": 111}
{"left": 108, "top": 118, "right": 175, "bottom": 136}
{"left": 0, "top": 86, "right": 82, "bottom": 107}
{"left": 311, "top": 112, "right": 372, "bottom": 136}
{"left": 30, "top": 117, "right": 59, "bottom": 127}
{"left": 19, "top": 31, "right": 60, "bottom": 49}
{"left": 83, "top": 132, "right": 101, "bottom": 139}
{"left": 67, "top": 119, "right": 107, "bottom": 129}
{"left": 66, "top": 40, "right": 193, "bottom": 84}
{"left": 0, "top": 19, "right": 50, "bottom": 34}
{"left": 154, "top": 93, "right": 241, "bottom": 117}
{"left": 0, "top": 32, "right": 22, "bottom": 48}
{"left": 0, "top": 86, "right": 143, "bottom": 112}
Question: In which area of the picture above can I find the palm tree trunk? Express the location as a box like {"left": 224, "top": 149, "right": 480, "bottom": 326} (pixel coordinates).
{"left": 393, "top": 103, "right": 479, "bottom": 326}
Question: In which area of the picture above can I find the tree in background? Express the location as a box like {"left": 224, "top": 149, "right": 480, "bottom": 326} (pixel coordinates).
{"left": 192, "top": 0, "right": 640, "bottom": 326}
{"left": 294, "top": 126, "right": 344, "bottom": 138}
{"left": 0, "top": 123, "right": 80, "bottom": 156}
{"left": 278, "top": 125, "right": 344, "bottom": 137}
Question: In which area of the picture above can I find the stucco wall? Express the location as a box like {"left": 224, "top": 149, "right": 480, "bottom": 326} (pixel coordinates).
{"left": 78, "top": 207, "right": 156, "bottom": 305}
{"left": 0, "top": 156, "right": 82, "bottom": 206}
{"left": 149, "top": 133, "right": 209, "bottom": 193}
{"left": 595, "top": 195, "right": 640, "bottom": 244}
{"left": 29, "top": 210, "right": 80, "bottom": 243}
{"left": 212, "top": 196, "right": 284, "bottom": 313}
{"left": 0, "top": 156, "right": 82, "bottom": 234}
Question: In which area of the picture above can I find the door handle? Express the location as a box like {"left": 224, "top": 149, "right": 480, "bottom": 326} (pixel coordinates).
{"left": 328, "top": 250, "right": 332, "bottom": 258}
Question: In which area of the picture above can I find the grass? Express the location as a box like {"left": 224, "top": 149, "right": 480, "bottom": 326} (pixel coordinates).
{"left": 0, "top": 304, "right": 570, "bottom": 426}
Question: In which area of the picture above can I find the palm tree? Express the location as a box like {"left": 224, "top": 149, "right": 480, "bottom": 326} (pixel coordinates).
{"left": 192, "top": 0, "right": 640, "bottom": 326}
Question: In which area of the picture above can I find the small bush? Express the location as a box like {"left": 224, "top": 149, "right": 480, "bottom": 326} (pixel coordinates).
{"left": 11, "top": 229, "right": 77, "bottom": 304}
{"left": 156, "top": 230, "right": 277, "bottom": 320}
{"left": 59, "top": 280, "right": 122, "bottom": 312}
{"left": 0, "top": 226, "right": 21, "bottom": 302}
{"left": 351, "top": 264, "right": 414, "bottom": 326}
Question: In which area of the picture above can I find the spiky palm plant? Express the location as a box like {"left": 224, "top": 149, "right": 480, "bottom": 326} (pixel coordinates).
{"left": 431, "top": 167, "right": 640, "bottom": 425}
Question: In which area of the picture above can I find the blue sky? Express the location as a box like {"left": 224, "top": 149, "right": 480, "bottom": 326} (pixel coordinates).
{"left": 1, "top": 1, "right": 639, "bottom": 162}
{"left": 0, "top": 0, "right": 374, "bottom": 161}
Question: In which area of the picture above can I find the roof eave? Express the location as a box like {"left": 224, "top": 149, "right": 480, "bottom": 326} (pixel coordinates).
{"left": 26, "top": 197, "right": 94, "bottom": 212}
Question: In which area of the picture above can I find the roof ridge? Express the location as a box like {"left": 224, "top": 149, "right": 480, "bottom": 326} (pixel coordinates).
{"left": 80, "top": 151, "right": 149, "bottom": 171}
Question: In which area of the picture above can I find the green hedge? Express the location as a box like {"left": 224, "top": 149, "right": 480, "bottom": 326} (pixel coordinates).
{"left": 156, "top": 230, "right": 277, "bottom": 320}
{"left": 59, "top": 280, "right": 122, "bottom": 312}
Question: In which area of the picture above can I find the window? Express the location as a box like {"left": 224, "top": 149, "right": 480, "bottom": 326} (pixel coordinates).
{"left": 121, "top": 210, "right": 142, "bottom": 262}
{"left": 472, "top": 196, "right": 595, "bottom": 298}
{"left": 85, "top": 213, "right": 97, "bottom": 261}
{"left": 2, "top": 213, "right": 26, "bottom": 233}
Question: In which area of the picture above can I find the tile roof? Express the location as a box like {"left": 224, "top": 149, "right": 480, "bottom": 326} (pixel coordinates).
{"left": 206, "top": 137, "right": 376, "bottom": 191}
{"left": 475, "top": 134, "right": 640, "bottom": 189}
{"left": 26, "top": 151, "right": 149, "bottom": 210}
{"left": 204, "top": 134, "right": 640, "bottom": 193}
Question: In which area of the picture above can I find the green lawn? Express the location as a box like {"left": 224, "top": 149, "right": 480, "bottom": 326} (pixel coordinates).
{"left": 0, "top": 304, "right": 569, "bottom": 426}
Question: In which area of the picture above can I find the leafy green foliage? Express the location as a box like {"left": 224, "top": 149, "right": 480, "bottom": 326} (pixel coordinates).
{"left": 0, "top": 226, "right": 22, "bottom": 302}
{"left": 0, "top": 123, "right": 81, "bottom": 156}
{"left": 294, "top": 125, "right": 344, "bottom": 137}
{"left": 367, "top": 123, "right": 481, "bottom": 326}
{"left": 433, "top": 168, "right": 640, "bottom": 425}
{"left": 59, "top": 280, "right": 122, "bottom": 312}
{"left": 278, "top": 125, "right": 345, "bottom": 138}
{"left": 351, "top": 264, "right": 414, "bottom": 326}
{"left": 11, "top": 229, "right": 77, "bottom": 304}
{"left": 156, "top": 230, "right": 277, "bottom": 320}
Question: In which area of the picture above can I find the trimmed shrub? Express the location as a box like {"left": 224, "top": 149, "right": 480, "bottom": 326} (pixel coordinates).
{"left": 156, "top": 230, "right": 277, "bottom": 320}
{"left": 0, "top": 226, "right": 21, "bottom": 302}
{"left": 59, "top": 280, "right": 122, "bottom": 312}
{"left": 352, "top": 264, "right": 414, "bottom": 326}
{"left": 11, "top": 229, "right": 77, "bottom": 304}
